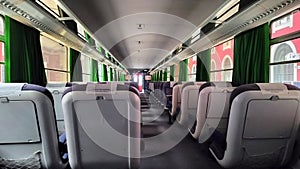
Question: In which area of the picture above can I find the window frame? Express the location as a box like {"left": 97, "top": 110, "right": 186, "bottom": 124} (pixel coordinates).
{"left": 0, "top": 15, "right": 5, "bottom": 82}
{"left": 187, "top": 55, "right": 197, "bottom": 81}
{"left": 269, "top": 9, "right": 300, "bottom": 83}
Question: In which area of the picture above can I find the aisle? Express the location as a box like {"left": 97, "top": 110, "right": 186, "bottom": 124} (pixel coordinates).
{"left": 139, "top": 93, "right": 222, "bottom": 169}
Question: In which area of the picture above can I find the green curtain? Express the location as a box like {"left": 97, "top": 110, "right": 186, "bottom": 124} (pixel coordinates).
{"left": 159, "top": 70, "right": 163, "bottom": 81}
{"left": 120, "top": 73, "right": 125, "bottom": 81}
{"left": 70, "top": 48, "right": 83, "bottom": 82}
{"left": 196, "top": 49, "right": 211, "bottom": 82}
{"left": 179, "top": 59, "right": 188, "bottom": 81}
{"left": 5, "top": 16, "right": 47, "bottom": 86}
{"left": 109, "top": 67, "right": 113, "bottom": 81}
{"left": 170, "top": 65, "right": 175, "bottom": 81}
{"left": 91, "top": 59, "right": 99, "bottom": 82}
{"left": 151, "top": 72, "right": 155, "bottom": 81}
{"left": 102, "top": 64, "right": 108, "bottom": 81}
{"left": 232, "top": 23, "right": 269, "bottom": 85}
{"left": 163, "top": 68, "right": 168, "bottom": 81}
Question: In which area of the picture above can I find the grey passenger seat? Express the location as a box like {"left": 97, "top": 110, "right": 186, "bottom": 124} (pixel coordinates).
{"left": 46, "top": 83, "right": 71, "bottom": 133}
{"left": 0, "top": 83, "right": 67, "bottom": 169}
{"left": 209, "top": 83, "right": 300, "bottom": 169}
{"left": 62, "top": 83, "right": 141, "bottom": 169}
{"left": 190, "top": 82, "right": 234, "bottom": 141}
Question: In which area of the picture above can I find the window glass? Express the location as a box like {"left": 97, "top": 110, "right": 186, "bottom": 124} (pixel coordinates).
{"left": 0, "top": 64, "right": 4, "bottom": 82}
{"left": 0, "top": 16, "right": 4, "bottom": 36}
{"left": 270, "top": 38, "right": 300, "bottom": 63}
{"left": 188, "top": 74, "right": 196, "bottom": 81}
{"left": 271, "top": 11, "right": 300, "bottom": 39}
{"left": 210, "top": 72, "right": 221, "bottom": 82}
{"left": 188, "top": 55, "right": 197, "bottom": 81}
{"left": 270, "top": 63, "right": 297, "bottom": 83}
{"left": 221, "top": 70, "right": 233, "bottom": 81}
{"left": 108, "top": 67, "right": 111, "bottom": 81}
{"left": 0, "top": 42, "right": 4, "bottom": 62}
{"left": 211, "top": 39, "right": 234, "bottom": 71}
{"left": 98, "top": 63, "right": 103, "bottom": 81}
{"left": 174, "top": 63, "right": 180, "bottom": 81}
{"left": 41, "top": 36, "right": 68, "bottom": 71}
{"left": 81, "top": 55, "right": 91, "bottom": 74}
{"left": 188, "top": 55, "right": 197, "bottom": 75}
{"left": 45, "top": 70, "right": 68, "bottom": 82}
{"left": 82, "top": 74, "right": 90, "bottom": 82}
{"left": 210, "top": 39, "right": 234, "bottom": 81}
{"left": 210, "top": 72, "right": 216, "bottom": 81}
{"left": 167, "top": 67, "right": 171, "bottom": 81}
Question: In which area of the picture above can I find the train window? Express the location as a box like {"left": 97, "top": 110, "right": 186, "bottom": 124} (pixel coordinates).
{"left": 108, "top": 67, "right": 111, "bottom": 81}
{"left": 82, "top": 74, "right": 90, "bottom": 82}
{"left": 40, "top": 35, "right": 69, "bottom": 82}
{"left": 210, "top": 39, "right": 234, "bottom": 81}
{"left": 81, "top": 54, "right": 91, "bottom": 82}
{"left": 0, "top": 42, "right": 4, "bottom": 63}
{"left": 270, "top": 39, "right": 300, "bottom": 83}
{"left": 167, "top": 67, "right": 171, "bottom": 81}
{"left": 271, "top": 10, "right": 300, "bottom": 39}
{"left": 0, "top": 16, "right": 4, "bottom": 36}
{"left": 0, "top": 16, "right": 4, "bottom": 82}
{"left": 98, "top": 63, "right": 103, "bottom": 81}
{"left": 45, "top": 69, "right": 68, "bottom": 82}
{"left": 270, "top": 10, "right": 300, "bottom": 83}
{"left": 188, "top": 55, "right": 197, "bottom": 81}
{"left": 0, "top": 64, "right": 4, "bottom": 82}
{"left": 210, "top": 60, "right": 217, "bottom": 81}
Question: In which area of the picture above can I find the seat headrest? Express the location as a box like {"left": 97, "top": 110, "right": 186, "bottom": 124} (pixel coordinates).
{"left": 86, "top": 82, "right": 117, "bottom": 92}
{"left": 230, "top": 83, "right": 300, "bottom": 105}
{"left": 181, "top": 82, "right": 195, "bottom": 92}
{"left": 199, "top": 82, "right": 232, "bottom": 93}
{"left": 170, "top": 82, "right": 176, "bottom": 87}
{"left": 63, "top": 83, "right": 139, "bottom": 97}
{"left": 0, "top": 83, "right": 27, "bottom": 95}
{"left": 0, "top": 83, "right": 54, "bottom": 105}
{"left": 256, "top": 83, "right": 288, "bottom": 94}
{"left": 46, "top": 83, "right": 68, "bottom": 88}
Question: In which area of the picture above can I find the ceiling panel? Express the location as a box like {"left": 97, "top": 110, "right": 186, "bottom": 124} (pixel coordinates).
{"left": 63, "top": 0, "right": 226, "bottom": 70}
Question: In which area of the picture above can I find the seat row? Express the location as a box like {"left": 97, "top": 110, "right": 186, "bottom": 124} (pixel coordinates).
{"left": 0, "top": 82, "right": 141, "bottom": 169}
{"left": 157, "top": 81, "right": 300, "bottom": 168}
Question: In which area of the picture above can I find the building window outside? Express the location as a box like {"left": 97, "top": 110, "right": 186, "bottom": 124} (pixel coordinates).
{"left": 40, "top": 35, "right": 69, "bottom": 82}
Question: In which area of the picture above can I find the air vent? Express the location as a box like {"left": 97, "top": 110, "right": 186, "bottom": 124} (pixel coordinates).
{"left": 218, "top": 0, "right": 296, "bottom": 41}
{"left": 0, "top": 0, "right": 63, "bottom": 41}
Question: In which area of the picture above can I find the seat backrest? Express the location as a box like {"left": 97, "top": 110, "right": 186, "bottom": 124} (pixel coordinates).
{"left": 210, "top": 83, "right": 300, "bottom": 169}
{"left": 177, "top": 82, "right": 205, "bottom": 126}
{"left": 46, "top": 83, "right": 70, "bottom": 133}
{"left": 149, "top": 82, "right": 154, "bottom": 91}
{"left": 0, "top": 83, "right": 66, "bottom": 169}
{"left": 191, "top": 85, "right": 235, "bottom": 141}
{"left": 62, "top": 83, "right": 141, "bottom": 169}
{"left": 171, "top": 84, "right": 182, "bottom": 116}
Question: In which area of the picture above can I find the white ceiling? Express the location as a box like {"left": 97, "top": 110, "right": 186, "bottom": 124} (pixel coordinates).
{"left": 63, "top": 0, "right": 226, "bottom": 69}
